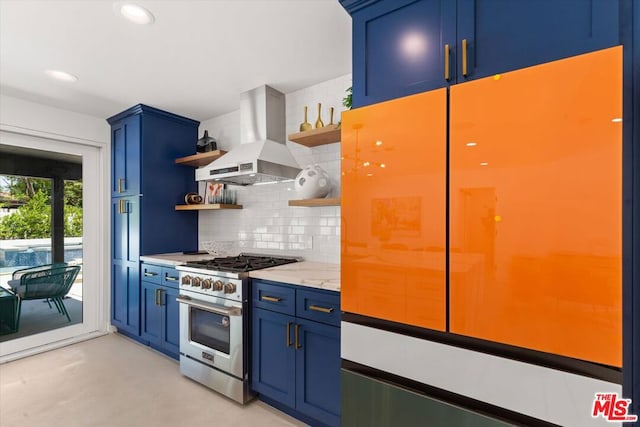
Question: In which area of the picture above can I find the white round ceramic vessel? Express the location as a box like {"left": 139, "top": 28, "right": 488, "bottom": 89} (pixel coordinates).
{"left": 294, "top": 164, "right": 332, "bottom": 199}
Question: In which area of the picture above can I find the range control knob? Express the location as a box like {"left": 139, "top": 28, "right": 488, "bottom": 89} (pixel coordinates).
{"left": 202, "top": 279, "right": 212, "bottom": 289}
{"left": 223, "top": 282, "right": 236, "bottom": 294}
{"left": 213, "top": 280, "right": 224, "bottom": 291}
{"left": 181, "top": 275, "right": 192, "bottom": 285}
{"left": 192, "top": 277, "right": 202, "bottom": 287}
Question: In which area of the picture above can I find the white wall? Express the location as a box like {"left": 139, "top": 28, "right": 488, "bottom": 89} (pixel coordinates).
{"left": 198, "top": 74, "right": 351, "bottom": 264}
{"left": 0, "top": 95, "right": 109, "bottom": 144}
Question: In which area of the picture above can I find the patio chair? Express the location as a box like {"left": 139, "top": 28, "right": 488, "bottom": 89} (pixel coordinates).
{"left": 7, "top": 263, "right": 81, "bottom": 330}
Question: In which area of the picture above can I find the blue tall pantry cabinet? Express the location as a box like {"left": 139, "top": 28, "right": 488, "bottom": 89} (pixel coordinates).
{"left": 107, "top": 104, "right": 199, "bottom": 342}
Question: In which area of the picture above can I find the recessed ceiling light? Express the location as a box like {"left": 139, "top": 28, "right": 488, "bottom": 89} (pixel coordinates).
{"left": 611, "top": 118, "right": 623, "bottom": 123}
{"left": 480, "top": 162, "right": 489, "bottom": 166}
{"left": 466, "top": 142, "right": 477, "bottom": 147}
{"left": 45, "top": 69, "right": 78, "bottom": 83}
{"left": 119, "top": 3, "right": 155, "bottom": 25}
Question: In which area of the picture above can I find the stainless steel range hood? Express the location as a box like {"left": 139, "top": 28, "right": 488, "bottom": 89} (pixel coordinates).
{"left": 196, "top": 85, "right": 300, "bottom": 185}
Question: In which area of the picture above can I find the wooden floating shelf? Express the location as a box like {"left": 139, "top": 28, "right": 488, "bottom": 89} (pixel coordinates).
{"left": 288, "top": 198, "right": 341, "bottom": 207}
{"left": 175, "top": 150, "right": 227, "bottom": 167}
{"left": 288, "top": 124, "right": 341, "bottom": 147}
{"left": 175, "top": 204, "right": 243, "bottom": 211}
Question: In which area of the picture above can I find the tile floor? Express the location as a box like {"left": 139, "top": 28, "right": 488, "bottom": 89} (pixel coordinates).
{"left": 0, "top": 333, "right": 307, "bottom": 427}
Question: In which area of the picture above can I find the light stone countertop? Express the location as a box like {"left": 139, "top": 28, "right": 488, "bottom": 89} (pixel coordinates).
{"left": 249, "top": 261, "right": 340, "bottom": 292}
{"left": 140, "top": 252, "right": 212, "bottom": 267}
{"left": 139, "top": 255, "right": 340, "bottom": 292}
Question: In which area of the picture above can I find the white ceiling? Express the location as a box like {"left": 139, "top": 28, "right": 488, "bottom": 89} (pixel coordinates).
{"left": 0, "top": 0, "right": 352, "bottom": 121}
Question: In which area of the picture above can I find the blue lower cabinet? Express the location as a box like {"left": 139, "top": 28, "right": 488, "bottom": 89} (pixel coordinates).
{"left": 111, "top": 261, "right": 140, "bottom": 337}
{"left": 251, "top": 308, "right": 296, "bottom": 407}
{"left": 162, "top": 286, "right": 180, "bottom": 357}
{"left": 295, "top": 318, "right": 341, "bottom": 427}
{"left": 141, "top": 281, "right": 162, "bottom": 346}
{"left": 251, "top": 279, "right": 341, "bottom": 427}
{"left": 140, "top": 264, "right": 180, "bottom": 360}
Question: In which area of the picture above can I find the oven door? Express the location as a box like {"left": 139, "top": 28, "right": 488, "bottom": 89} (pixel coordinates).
{"left": 177, "top": 292, "right": 244, "bottom": 379}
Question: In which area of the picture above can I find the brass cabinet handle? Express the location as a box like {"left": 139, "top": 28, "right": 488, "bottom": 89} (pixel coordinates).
{"left": 144, "top": 271, "right": 158, "bottom": 277}
{"left": 309, "top": 305, "right": 334, "bottom": 314}
{"left": 261, "top": 295, "right": 282, "bottom": 303}
{"left": 118, "top": 178, "right": 125, "bottom": 193}
{"left": 165, "top": 275, "right": 178, "bottom": 282}
{"left": 154, "top": 289, "right": 160, "bottom": 305}
{"left": 295, "top": 324, "right": 301, "bottom": 350}
{"left": 286, "top": 322, "right": 292, "bottom": 347}
{"left": 118, "top": 199, "right": 125, "bottom": 214}
{"left": 444, "top": 44, "right": 451, "bottom": 80}
{"left": 462, "top": 38, "right": 468, "bottom": 77}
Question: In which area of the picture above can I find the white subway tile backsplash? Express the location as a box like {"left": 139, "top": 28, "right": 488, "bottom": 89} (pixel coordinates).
{"left": 197, "top": 74, "right": 350, "bottom": 264}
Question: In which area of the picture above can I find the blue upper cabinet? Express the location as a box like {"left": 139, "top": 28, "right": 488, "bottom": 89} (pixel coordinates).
{"left": 347, "top": 0, "right": 456, "bottom": 107}
{"left": 107, "top": 104, "right": 200, "bottom": 256}
{"left": 456, "top": 0, "right": 621, "bottom": 83}
{"left": 341, "top": 0, "right": 621, "bottom": 107}
{"left": 111, "top": 114, "right": 140, "bottom": 197}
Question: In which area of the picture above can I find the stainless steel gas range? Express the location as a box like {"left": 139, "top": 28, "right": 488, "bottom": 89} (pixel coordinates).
{"left": 175, "top": 253, "right": 299, "bottom": 404}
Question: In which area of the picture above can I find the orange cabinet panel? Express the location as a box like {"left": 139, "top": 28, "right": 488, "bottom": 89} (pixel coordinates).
{"left": 449, "top": 47, "right": 622, "bottom": 366}
{"left": 341, "top": 89, "right": 447, "bottom": 331}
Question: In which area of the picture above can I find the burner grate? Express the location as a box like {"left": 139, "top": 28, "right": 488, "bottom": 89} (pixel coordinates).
{"left": 185, "top": 255, "right": 298, "bottom": 273}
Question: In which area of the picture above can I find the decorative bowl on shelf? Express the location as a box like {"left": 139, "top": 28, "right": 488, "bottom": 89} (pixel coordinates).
{"left": 201, "top": 241, "right": 238, "bottom": 257}
{"left": 294, "top": 164, "right": 332, "bottom": 199}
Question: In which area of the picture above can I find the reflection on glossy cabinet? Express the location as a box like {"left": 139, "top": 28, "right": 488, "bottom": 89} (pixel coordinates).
{"left": 449, "top": 46, "right": 623, "bottom": 367}
{"left": 341, "top": 89, "right": 448, "bottom": 332}
{"left": 341, "top": 46, "right": 623, "bottom": 367}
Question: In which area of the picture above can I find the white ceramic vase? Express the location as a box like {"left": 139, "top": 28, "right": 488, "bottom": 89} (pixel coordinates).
{"left": 294, "top": 164, "right": 332, "bottom": 199}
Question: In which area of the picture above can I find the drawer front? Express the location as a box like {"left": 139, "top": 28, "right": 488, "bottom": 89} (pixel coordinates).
{"left": 161, "top": 267, "right": 180, "bottom": 289}
{"left": 296, "top": 289, "right": 341, "bottom": 327}
{"left": 141, "top": 263, "right": 162, "bottom": 284}
{"left": 253, "top": 280, "right": 295, "bottom": 316}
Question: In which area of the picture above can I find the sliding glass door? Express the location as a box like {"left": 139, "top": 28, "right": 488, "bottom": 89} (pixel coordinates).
{"left": 0, "top": 132, "right": 107, "bottom": 359}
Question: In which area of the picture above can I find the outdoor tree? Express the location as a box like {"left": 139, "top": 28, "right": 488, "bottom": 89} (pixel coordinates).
{"left": 0, "top": 177, "right": 83, "bottom": 239}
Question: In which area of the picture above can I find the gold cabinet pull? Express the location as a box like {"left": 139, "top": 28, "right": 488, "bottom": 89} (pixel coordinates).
{"left": 444, "top": 44, "right": 451, "bottom": 80}
{"left": 261, "top": 295, "right": 282, "bottom": 303}
{"left": 154, "top": 289, "right": 160, "bottom": 305}
{"left": 309, "top": 305, "right": 334, "bottom": 314}
{"left": 144, "top": 271, "right": 158, "bottom": 277}
{"left": 165, "top": 275, "right": 178, "bottom": 282}
{"left": 286, "top": 322, "right": 292, "bottom": 347}
{"left": 462, "top": 39, "right": 468, "bottom": 77}
{"left": 118, "top": 178, "right": 125, "bottom": 193}
{"left": 118, "top": 199, "right": 125, "bottom": 214}
{"left": 295, "top": 324, "right": 301, "bottom": 350}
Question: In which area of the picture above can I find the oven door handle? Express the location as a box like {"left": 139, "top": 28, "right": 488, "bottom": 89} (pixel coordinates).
{"left": 176, "top": 295, "right": 242, "bottom": 316}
